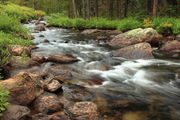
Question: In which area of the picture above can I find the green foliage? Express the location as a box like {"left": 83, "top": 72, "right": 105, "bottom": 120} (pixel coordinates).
{"left": 0, "top": 3, "right": 45, "bottom": 20}
{"left": 117, "top": 18, "right": 142, "bottom": 31}
{"left": 0, "top": 87, "right": 9, "bottom": 116}
{"left": 0, "top": 31, "right": 32, "bottom": 75}
{"left": 152, "top": 17, "right": 180, "bottom": 35}
{"left": 0, "top": 13, "right": 29, "bottom": 37}
{"left": 47, "top": 14, "right": 180, "bottom": 35}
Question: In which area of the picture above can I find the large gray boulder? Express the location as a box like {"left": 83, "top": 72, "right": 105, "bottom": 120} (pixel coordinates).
{"left": 109, "top": 28, "right": 159, "bottom": 49}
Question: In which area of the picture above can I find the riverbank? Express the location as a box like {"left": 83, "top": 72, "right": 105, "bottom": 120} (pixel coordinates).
{"left": 46, "top": 14, "right": 180, "bottom": 35}
{"left": 0, "top": 3, "right": 45, "bottom": 79}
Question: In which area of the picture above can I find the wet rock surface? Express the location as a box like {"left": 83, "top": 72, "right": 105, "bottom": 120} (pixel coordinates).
{"left": 0, "top": 72, "right": 44, "bottom": 105}
{"left": 47, "top": 54, "right": 79, "bottom": 63}
{"left": 67, "top": 102, "right": 99, "bottom": 120}
{"left": 32, "top": 92, "right": 63, "bottom": 114}
{"left": 112, "top": 42, "right": 154, "bottom": 59}
{"left": 1, "top": 105, "right": 31, "bottom": 120}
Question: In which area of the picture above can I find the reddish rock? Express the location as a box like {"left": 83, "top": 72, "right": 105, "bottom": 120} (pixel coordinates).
{"left": 112, "top": 42, "right": 154, "bottom": 59}
{"left": 0, "top": 72, "right": 44, "bottom": 105}
{"left": 1, "top": 105, "right": 31, "bottom": 120}
{"left": 109, "top": 28, "right": 159, "bottom": 49}
{"left": 47, "top": 54, "right": 79, "bottom": 63}
{"left": 160, "top": 40, "right": 180, "bottom": 51}
{"left": 33, "top": 92, "right": 63, "bottom": 114}
{"left": 67, "top": 102, "right": 99, "bottom": 120}
{"left": 10, "top": 45, "right": 32, "bottom": 56}
{"left": 32, "top": 54, "right": 46, "bottom": 63}
{"left": 10, "top": 56, "right": 41, "bottom": 69}
{"left": 44, "top": 78, "right": 62, "bottom": 92}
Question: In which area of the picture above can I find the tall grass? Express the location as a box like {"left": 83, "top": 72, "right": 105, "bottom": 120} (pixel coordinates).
{"left": 46, "top": 14, "right": 179, "bottom": 35}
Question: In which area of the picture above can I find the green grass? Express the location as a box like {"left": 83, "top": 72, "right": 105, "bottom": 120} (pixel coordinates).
{"left": 0, "top": 3, "right": 45, "bottom": 20}
{"left": 0, "top": 87, "right": 9, "bottom": 116}
{"left": 0, "top": 13, "right": 29, "bottom": 37}
{"left": 46, "top": 14, "right": 180, "bottom": 35}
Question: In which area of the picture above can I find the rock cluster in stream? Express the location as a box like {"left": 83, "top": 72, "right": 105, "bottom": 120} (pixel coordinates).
{"left": 1, "top": 19, "right": 180, "bottom": 120}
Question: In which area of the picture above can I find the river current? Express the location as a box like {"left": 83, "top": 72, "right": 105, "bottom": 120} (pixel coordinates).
{"left": 23, "top": 23, "right": 180, "bottom": 120}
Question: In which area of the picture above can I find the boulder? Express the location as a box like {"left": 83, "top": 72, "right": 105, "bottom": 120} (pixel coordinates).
{"left": 1, "top": 105, "right": 31, "bottom": 120}
{"left": 32, "top": 54, "right": 46, "bottom": 63}
{"left": 81, "top": 29, "right": 100, "bottom": 34}
{"left": 109, "top": 28, "right": 159, "bottom": 49}
{"left": 112, "top": 42, "right": 154, "bottom": 59}
{"left": 67, "top": 102, "right": 99, "bottom": 120}
{"left": 32, "top": 92, "right": 63, "bottom": 114}
{"left": 160, "top": 40, "right": 180, "bottom": 51}
{"left": 10, "top": 45, "right": 32, "bottom": 56}
{"left": 44, "top": 78, "right": 62, "bottom": 92}
{"left": 35, "top": 24, "right": 46, "bottom": 31}
{"left": 176, "top": 34, "right": 180, "bottom": 40}
{"left": 10, "top": 56, "right": 41, "bottom": 69}
{"left": 47, "top": 54, "right": 79, "bottom": 63}
{"left": 0, "top": 72, "right": 44, "bottom": 105}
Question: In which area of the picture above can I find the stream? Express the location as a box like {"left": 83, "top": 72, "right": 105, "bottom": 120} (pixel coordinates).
{"left": 21, "top": 22, "right": 180, "bottom": 120}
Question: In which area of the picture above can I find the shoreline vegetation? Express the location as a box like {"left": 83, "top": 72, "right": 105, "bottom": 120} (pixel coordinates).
{"left": 46, "top": 14, "right": 180, "bottom": 35}
{"left": 0, "top": 3, "right": 45, "bottom": 78}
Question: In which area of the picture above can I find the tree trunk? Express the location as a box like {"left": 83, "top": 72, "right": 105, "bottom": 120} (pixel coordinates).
{"left": 152, "top": 0, "right": 158, "bottom": 16}
{"left": 124, "top": 0, "right": 129, "bottom": 17}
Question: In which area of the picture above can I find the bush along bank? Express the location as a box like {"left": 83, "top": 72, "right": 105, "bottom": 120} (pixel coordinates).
{"left": 46, "top": 14, "right": 180, "bottom": 35}
{"left": 0, "top": 3, "right": 45, "bottom": 80}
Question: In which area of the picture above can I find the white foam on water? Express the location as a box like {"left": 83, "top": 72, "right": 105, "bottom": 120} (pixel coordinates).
{"left": 87, "top": 59, "right": 180, "bottom": 90}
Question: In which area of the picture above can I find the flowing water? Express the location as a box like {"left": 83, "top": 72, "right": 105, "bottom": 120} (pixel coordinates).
{"left": 24, "top": 23, "right": 180, "bottom": 120}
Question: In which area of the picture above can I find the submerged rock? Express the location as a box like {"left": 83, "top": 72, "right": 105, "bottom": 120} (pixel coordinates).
{"left": 47, "top": 54, "right": 79, "bottom": 63}
{"left": 0, "top": 72, "right": 44, "bottom": 105}
{"left": 32, "top": 92, "right": 63, "bottom": 114}
{"left": 112, "top": 42, "right": 154, "bottom": 59}
{"left": 109, "top": 28, "right": 159, "bottom": 49}
{"left": 35, "top": 24, "right": 46, "bottom": 31}
{"left": 67, "top": 102, "right": 99, "bottom": 120}
{"left": 1, "top": 105, "right": 31, "bottom": 120}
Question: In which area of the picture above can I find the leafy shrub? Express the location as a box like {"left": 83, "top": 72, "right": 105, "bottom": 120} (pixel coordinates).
{"left": 0, "top": 14, "right": 29, "bottom": 37}
{"left": 0, "top": 87, "right": 9, "bottom": 116}
{"left": 117, "top": 18, "right": 142, "bottom": 31}
{"left": 152, "top": 17, "right": 180, "bottom": 35}
{"left": 143, "top": 18, "right": 154, "bottom": 28}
